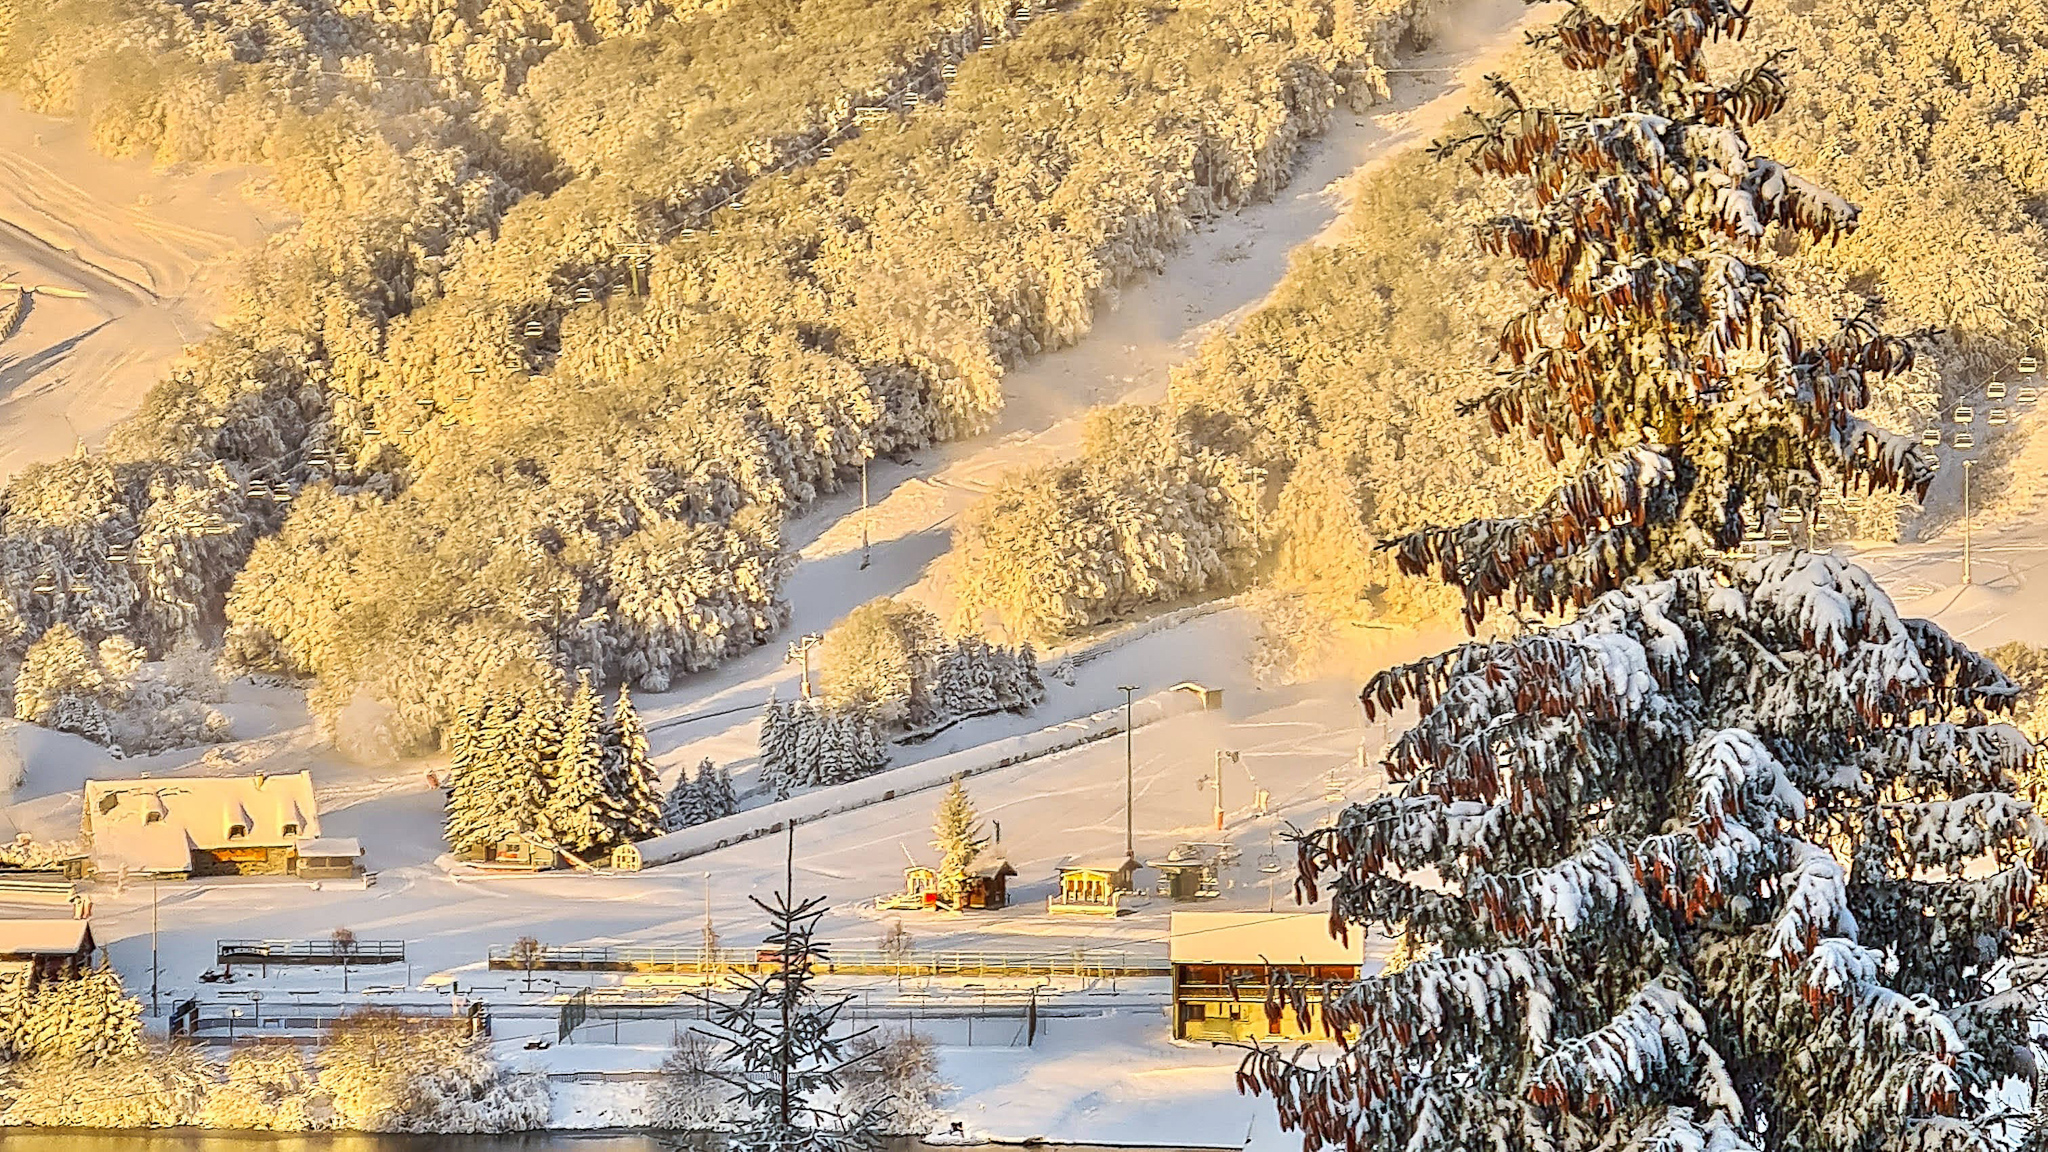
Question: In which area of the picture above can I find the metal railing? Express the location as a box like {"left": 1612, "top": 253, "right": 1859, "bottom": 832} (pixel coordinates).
{"left": 218, "top": 939, "right": 407, "bottom": 967}
{"left": 486, "top": 943, "right": 1166, "bottom": 978}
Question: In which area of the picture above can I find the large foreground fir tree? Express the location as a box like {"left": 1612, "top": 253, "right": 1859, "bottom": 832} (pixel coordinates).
{"left": 1237, "top": 1, "right": 2048, "bottom": 1149}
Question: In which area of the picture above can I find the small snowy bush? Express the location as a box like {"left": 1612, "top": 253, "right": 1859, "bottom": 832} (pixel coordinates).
{"left": 646, "top": 1029, "right": 743, "bottom": 1130}
{"left": 840, "top": 1028, "right": 947, "bottom": 1135}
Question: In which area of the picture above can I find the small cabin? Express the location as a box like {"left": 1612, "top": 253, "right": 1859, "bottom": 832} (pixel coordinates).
{"left": 0, "top": 917, "right": 95, "bottom": 987}
{"left": 468, "top": 831, "right": 559, "bottom": 871}
{"left": 959, "top": 854, "right": 1018, "bottom": 910}
{"left": 293, "top": 837, "right": 363, "bottom": 880}
{"left": 1150, "top": 843, "right": 1231, "bottom": 902}
{"left": 1050, "top": 856, "right": 1139, "bottom": 916}
{"left": 1169, "top": 682, "right": 1224, "bottom": 711}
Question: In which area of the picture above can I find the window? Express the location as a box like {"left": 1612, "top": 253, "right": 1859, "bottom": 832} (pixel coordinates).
{"left": 98, "top": 794, "right": 120, "bottom": 815}
{"left": 144, "top": 810, "right": 164, "bottom": 824}
{"left": 282, "top": 822, "right": 300, "bottom": 836}
{"left": 226, "top": 824, "right": 247, "bottom": 839}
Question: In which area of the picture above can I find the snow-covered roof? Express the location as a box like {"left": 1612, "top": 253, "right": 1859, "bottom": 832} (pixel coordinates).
{"left": 967, "top": 852, "right": 1016, "bottom": 879}
{"left": 294, "top": 837, "right": 361, "bottom": 858}
{"left": 1168, "top": 912, "right": 1362, "bottom": 966}
{"left": 0, "top": 917, "right": 92, "bottom": 956}
{"left": 83, "top": 772, "right": 323, "bottom": 864}
{"left": 1060, "top": 856, "right": 1136, "bottom": 874}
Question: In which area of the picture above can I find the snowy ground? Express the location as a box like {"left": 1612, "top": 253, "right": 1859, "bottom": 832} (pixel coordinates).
{"left": 0, "top": 96, "right": 286, "bottom": 481}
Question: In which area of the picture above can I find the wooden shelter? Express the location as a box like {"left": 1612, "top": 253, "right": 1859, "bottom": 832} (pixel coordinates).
{"left": 292, "top": 837, "right": 363, "bottom": 880}
{"left": 1168, "top": 911, "right": 1364, "bottom": 1042}
{"left": 466, "top": 830, "right": 560, "bottom": 871}
{"left": 1049, "top": 856, "right": 1138, "bottom": 915}
{"left": 1149, "top": 842, "right": 1233, "bottom": 901}
{"left": 0, "top": 917, "right": 95, "bottom": 988}
{"left": 959, "top": 853, "right": 1018, "bottom": 910}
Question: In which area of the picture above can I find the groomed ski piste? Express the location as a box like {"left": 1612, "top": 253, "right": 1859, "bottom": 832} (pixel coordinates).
{"left": 5, "top": 0, "right": 2043, "bottom": 1141}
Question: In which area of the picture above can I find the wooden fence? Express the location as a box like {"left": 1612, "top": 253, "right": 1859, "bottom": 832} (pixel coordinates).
{"left": 487, "top": 943, "right": 1166, "bottom": 978}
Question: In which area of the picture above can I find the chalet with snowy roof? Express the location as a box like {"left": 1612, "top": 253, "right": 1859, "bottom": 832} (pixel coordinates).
{"left": 1168, "top": 911, "right": 1364, "bottom": 1043}
{"left": 81, "top": 771, "right": 339, "bottom": 878}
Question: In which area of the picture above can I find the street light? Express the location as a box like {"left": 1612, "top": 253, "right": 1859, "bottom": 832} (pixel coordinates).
{"left": 786, "top": 633, "right": 824, "bottom": 697}
{"left": 1117, "top": 686, "right": 1139, "bottom": 859}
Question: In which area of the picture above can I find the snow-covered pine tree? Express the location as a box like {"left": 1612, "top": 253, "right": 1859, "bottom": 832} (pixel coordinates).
{"left": 791, "top": 699, "right": 829, "bottom": 788}
{"left": 704, "top": 761, "right": 738, "bottom": 819}
{"left": 935, "top": 638, "right": 998, "bottom": 719}
{"left": 930, "top": 776, "right": 986, "bottom": 905}
{"left": 1239, "top": 4, "right": 2048, "bottom": 1149}
{"left": 1008, "top": 641, "right": 1046, "bottom": 710}
{"left": 1380, "top": 0, "right": 1930, "bottom": 636}
{"left": 662, "top": 759, "right": 709, "bottom": 832}
{"left": 443, "top": 695, "right": 497, "bottom": 854}
{"left": 700, "top": 823, "right": 886, "bottom": 1152}
{"left": 604, "top": 687, "right": 662, "bottom": 842}
{"left": 543, "top": 673, "right": 610, "bottom": 853}
{"left": 1239, "top": 557, "right": 2047, "bottom": 1150}
{"left": 759, "top": 697, "right": 800, "bottom": 799}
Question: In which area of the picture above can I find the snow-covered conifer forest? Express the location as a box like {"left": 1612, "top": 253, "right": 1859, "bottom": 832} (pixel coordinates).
{"left": 5, "top": 0, "right": 2048, "bottom": 1141}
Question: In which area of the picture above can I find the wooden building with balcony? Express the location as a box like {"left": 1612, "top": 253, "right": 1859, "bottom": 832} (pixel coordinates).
{"left": 1168, "top": 911, "right": 1365, "bottom": 1043}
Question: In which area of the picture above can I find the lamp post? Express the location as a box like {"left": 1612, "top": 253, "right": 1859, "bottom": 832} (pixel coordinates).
{"left": 786, "top": 633, "right": 824, "bottom": 697}
{"left": 1117, "top": 686, "right": 1138, "bottom": 859}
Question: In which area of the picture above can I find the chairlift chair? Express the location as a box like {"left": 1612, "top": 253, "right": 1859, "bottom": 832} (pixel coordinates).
{"left": 1989, "top": 381, "right": 2008, "bottom": 401}
{"left": 1768, "top": 526, "right": 1791, "bottom": 545}
{"left": 1843, "top": 493, "right": 1867, "bottom": 511}
{"left": 1954, "top": 405, "right": 1975, "bottom": 424}
{"left": 1780, "top": 506, "right": 1804, "bottom": 524}
{"left": 67, "top": 582, "right": 90, "bottom": 596}
{"left": 1921, "top": 428, "right": 1941, "bottom": 448}
{"left": 1955, "top": 431, "right": 1977, "bottom": 450}
{"left": 106, "top": 545, "right": 129, "bottom": 563}
{"left": 1255, "top": 853, "right": 1282, "bottom": 874}
{"left": 2022, "top": 355, "right": 2039, "bottom": 375}
{"left": 942, "top": 63, "right": 958, "bottom": 80}
{"left": 522, "top": 320, "right": 543, "bottom": 340}
{"left": 2021, "top": 386, "right": 2041, "bottom": 406}
{"left": 1811, "top": 512, "right": 1831, "bottom": 531}
{"left": 31, "top": 574, "right": 55, "bottom": 594}
{"left": 1990, "top": 408, "right": 2009, "bottom": 426}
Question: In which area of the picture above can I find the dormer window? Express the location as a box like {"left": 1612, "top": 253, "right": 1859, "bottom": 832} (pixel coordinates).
{"left": 226, "top": 823, "right": 247, "bottom": 839}
{"left": 145, "top": 810, "right": 164, "bottom": 824}
{"left": 98, "top": 794, "right": 120, "bottom": 815}
{"left": 282, "top": 822, "right": 300, "bottom": 837}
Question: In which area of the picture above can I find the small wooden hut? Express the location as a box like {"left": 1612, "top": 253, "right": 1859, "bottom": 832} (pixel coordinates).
{"left": 1049, "top": 856, "right": 1138, "bottom": 915}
